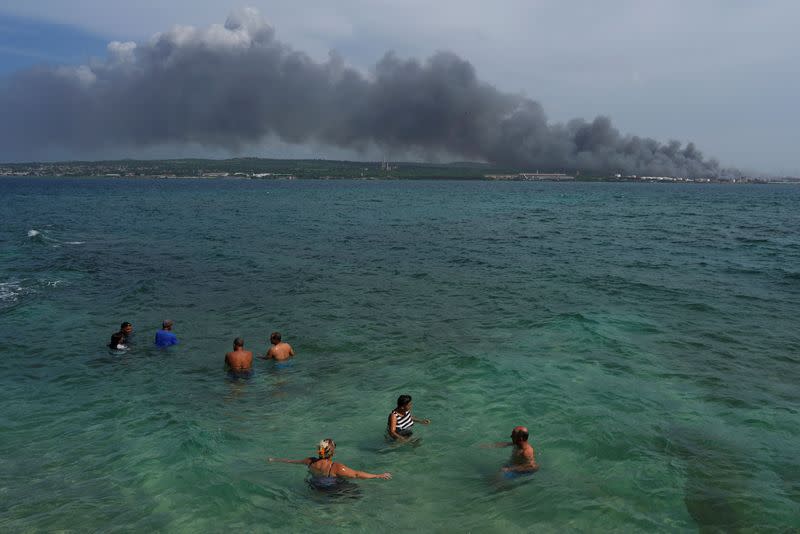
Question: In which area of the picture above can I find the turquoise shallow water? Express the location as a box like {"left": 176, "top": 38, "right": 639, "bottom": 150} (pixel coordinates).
{"left": 1, "top": 178, "right": 799, "bottom": 532}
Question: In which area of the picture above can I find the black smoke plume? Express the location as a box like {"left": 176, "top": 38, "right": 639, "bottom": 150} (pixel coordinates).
{"left": 0, "top": 8, "right": 722, "bottom": 176}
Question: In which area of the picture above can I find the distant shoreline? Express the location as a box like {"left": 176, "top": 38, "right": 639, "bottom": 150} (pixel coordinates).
{"left": 2, "top": 174, "right": 797, "bottom": 184}
{"left": 0, "top": 157, "right": 794, "bottom": 183}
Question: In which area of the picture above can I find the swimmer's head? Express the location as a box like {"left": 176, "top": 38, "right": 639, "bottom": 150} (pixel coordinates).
{"left": 511, "top": 426, "right": 529, "bottom": 443}
{"left": 318, "top": 438, "right": 335, "bottom": 459}
{"left": 396, "top": 394, "right": 412, "bottom": 410}
{"left": 120, "top": 322, "right": 133, "bottom": 334}
{"left": 162, "top": 320, "right": 174, "bottom": 330}
{"left": 233, "top": 337, "right": 244, "bottom": 348}
{"left": 109, "top": 332, "right": 125, "bottom": 349}
{"left": 270, "top": 332, "right": 281, "bottom": 344}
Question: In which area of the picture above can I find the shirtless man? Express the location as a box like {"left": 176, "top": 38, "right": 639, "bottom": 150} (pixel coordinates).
{"left": 264, "top": 332, "right": 294, "bottom": 361}
{"left": 485, "top": 426, "right": 540, "bottom": 473}
{"left": 225, "top": 337, "right": 253, "bottom": 371}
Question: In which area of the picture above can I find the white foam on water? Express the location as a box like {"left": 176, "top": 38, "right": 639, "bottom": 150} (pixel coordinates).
{"left": 0, "top": 281, "right": 30, "bottom": 305}
{"left": 27, "top": 229, "right": 84, "bottom": 245}
{"left": 0, "top": 279, "right": 62, "bottom": 308}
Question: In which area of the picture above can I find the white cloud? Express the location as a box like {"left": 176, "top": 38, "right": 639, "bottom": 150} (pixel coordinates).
{"left": 56, "top": 63, "right": 96, "bottom": 86}
{"left": 107, "top": 41, "right": 136, "bottom": 63}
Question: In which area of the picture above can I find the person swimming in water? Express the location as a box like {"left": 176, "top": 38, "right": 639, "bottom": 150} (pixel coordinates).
{"left": 118, "top": 322, "right": 133, "bottom": 345}
{"left": 154, "top": 320, "right": 179, "bottom": 348}
{"left": 108, "top": 331, "right": 128, "bottom": 351}
{"left": 225, "top": 337, "right": 253, "bottom": 373}
{"left": 484, "top": 426, "right": 540, "bottom": 474}
{"left": 268, "top": 438, "right": 391, "bottom": 485}
{"left": 386, "top": 394, "right": 431, "bottom": 442}
{"left": 264, "top": 331, "right": 294, "bottom": 361}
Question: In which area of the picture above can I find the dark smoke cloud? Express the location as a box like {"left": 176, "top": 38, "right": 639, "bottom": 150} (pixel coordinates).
{"left": 0, "top": 8, "right": 723, "bottom": 176}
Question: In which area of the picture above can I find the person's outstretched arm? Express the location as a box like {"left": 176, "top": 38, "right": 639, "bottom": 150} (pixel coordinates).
{"left": 412, "top": 415, "right": 431, "bottom": 424}
{"left": 268, "top": 457, "right": 313, "bottom": 465}
{"left": 480, "top": 441, "right": 513, "bottom": 448}
{"left": 332, "top": 462, "right": 391, "bottom": 480}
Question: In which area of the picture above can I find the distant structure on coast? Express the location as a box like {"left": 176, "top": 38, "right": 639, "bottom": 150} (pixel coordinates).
{"left": 0, "top": 160, "right": 786, "bottom": 183}
{"left": 485, "top": 172, "right": 574, "bottom": 181}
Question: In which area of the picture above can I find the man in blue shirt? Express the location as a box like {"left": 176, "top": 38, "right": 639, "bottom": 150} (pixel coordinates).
{"left": 154, "top": 319, "right": 179, "bottom": 347}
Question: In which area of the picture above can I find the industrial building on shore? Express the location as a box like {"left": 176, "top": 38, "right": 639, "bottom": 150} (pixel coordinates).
{"left": 484, "top": 172, "right": 575, "bottom": 181}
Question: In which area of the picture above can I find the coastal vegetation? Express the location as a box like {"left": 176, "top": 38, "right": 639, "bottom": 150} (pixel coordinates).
{"left": 0, "top": 158, "right": 777, "bottom": 182}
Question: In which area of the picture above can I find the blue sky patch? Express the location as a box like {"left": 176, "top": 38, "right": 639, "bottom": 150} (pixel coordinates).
{"left": 0, "top": 13, "right": 109, "bottom": 74}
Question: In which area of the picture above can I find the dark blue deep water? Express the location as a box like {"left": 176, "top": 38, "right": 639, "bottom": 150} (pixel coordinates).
{"left": 1, "top": 178, "right": 798, "bottom": 531}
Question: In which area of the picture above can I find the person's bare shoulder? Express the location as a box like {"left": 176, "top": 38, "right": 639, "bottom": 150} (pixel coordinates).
{"left": 524, "top": 443, "right": 536, "bottom": 459}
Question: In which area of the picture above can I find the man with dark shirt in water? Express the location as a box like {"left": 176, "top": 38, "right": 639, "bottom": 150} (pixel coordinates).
{"left": 485, "top": 426, "right": 540, "bottom": 474}
{"left": 118, "top": 322, "right": 133, "bottom": 344}
{"left": 108, "top": 331, "right": 127, "bottom": 351}
{"left": 264, "top": 331, "right": 294, "bottom": 361}
{"left": 225, "top": 337, "right": 253, "bottom": 371}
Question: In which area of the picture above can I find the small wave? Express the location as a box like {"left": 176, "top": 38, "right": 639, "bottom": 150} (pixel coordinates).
{"left": 734, "top": 236, "right": 771, "bottom": 244}
{"left": 27, "top": 228, "right": 55, "bottom": 243}
{"left": 684, "top": 302, "right": 718, "bottom": 313}
{"left": 0, "top": 281, "right": 32, "bottom": 307}
{"left": 0, "top": 279, "right": 63, "bottom": 310}
{"left": 27, "top": 229, "right": 85, "bottom": 246}
{"left": 722, "top": 266, "right": 762, "bottom": 275}
{"left": 780, "top": 270, "right": 800, "bottom": 281}
{"left": 550, "top": 311, "right": 598, "bottom": 325}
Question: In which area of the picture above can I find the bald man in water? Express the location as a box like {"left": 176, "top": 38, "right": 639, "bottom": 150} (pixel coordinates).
{"left": 485, "top": 426, "right": 540, "bottom": 473}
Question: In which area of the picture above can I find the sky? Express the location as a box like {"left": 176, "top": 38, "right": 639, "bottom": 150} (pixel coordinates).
{"left": 0, "top": 1, "right": 798, "bottom": 175}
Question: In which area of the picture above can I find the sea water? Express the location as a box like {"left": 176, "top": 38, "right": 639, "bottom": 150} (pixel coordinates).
{"left": 0, "top": 177, "right": 798, "bottom": 531}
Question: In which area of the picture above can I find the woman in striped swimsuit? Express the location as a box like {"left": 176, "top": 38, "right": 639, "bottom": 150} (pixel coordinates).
{"left": 387, "top": 394, "right": 431, "bottom": 441}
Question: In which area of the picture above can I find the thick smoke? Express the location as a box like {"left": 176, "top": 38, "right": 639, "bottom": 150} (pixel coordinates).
{"left": 0, "top": 8, "right": 721, "bottom": 176}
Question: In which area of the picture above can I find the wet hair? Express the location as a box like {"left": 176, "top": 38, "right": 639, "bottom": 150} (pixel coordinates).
{"left": 396, "top": 394, "right": 412, "bottom": 408}
{"left": 233, "top": 337, "right": 244, "bottom": 348}
{"left": 270, "top": 332, "right": 281, "bottom": 343}
{"left": 120, "top": 322, "right": 132, "bottom": 330}
{"left": 109, "top": 332, "right": 125, "bottom": 349}
{"left": 162, "top": 320, "right": 173, "bottom": 329}
{"left": 318, "top": 438, "right": 335, "bottom": 459}
{"left": 511, "top": 427, "right": 529, "bottom": 442}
